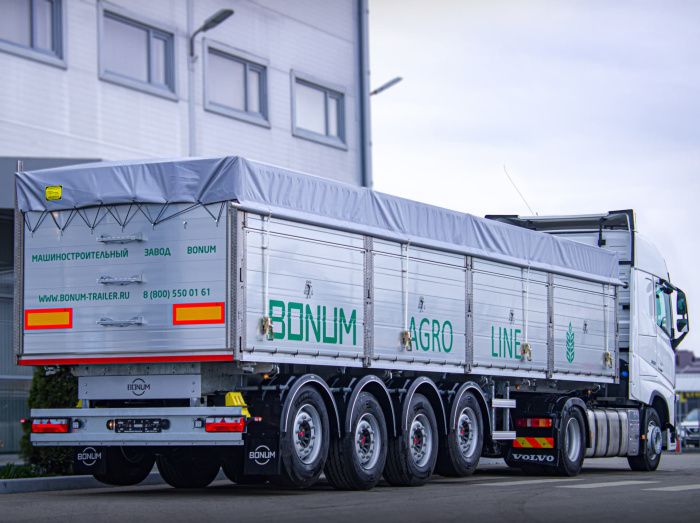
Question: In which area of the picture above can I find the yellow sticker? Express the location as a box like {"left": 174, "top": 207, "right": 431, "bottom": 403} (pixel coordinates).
{"left": 45, "top": 185, "right": 62, "bottom": 201}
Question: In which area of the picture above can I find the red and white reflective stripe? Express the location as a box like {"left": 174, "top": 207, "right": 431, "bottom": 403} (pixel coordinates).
{"left": 204, "top": 417, "right": 245, "bottom": 433}
{"left": 515, "top": 417, "right": 553, "bottom": 428}
{"left": 32, "top": 418, "right": 70, "bottom": 433}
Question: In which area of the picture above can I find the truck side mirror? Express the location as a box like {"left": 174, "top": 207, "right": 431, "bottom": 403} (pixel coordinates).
{"left": 677, "top": 318, "right": 689, "bottom": 333}
{"left": 677, "top": 290, "right": 687, "bottom": 316}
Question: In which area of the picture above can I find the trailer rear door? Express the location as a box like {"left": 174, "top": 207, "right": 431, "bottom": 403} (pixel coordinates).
{"left": 19, "top": 203, "right": 230, "bottom": 365}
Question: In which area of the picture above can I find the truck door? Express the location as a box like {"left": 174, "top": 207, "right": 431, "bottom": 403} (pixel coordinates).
{"left": 635, "top": 271, "right": 658, "bottom": 378}
{"left": 654, "top": 280, "right": 675, "bottom": 386}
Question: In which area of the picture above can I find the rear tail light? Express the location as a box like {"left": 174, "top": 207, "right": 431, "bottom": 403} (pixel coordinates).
{"left": 32, "top": 418, "right": 70, "bottom": 433}
{"left": 204, "top": 417, "right": 245, "bottom": 433}
{"left": 515, "top": 417, "right": 553, "bottom": 428}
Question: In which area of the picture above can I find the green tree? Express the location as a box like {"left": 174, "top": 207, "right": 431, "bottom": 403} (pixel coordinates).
{"left": 20, "top": 367, "right": 77, "bottom": 475}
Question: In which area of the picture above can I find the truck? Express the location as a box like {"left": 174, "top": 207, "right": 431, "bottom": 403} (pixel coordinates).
{"left": 15, "top": 156, "right": 689, "bottom": 489}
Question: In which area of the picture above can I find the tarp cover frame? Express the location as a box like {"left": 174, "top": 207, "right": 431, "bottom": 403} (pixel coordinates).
{"left": 15, "top": 156, "right": 620, "bottom": 284}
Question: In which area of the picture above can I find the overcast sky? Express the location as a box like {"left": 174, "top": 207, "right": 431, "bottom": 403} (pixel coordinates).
{"left": 369, "top": 0, "right": 700, "bottom": 355}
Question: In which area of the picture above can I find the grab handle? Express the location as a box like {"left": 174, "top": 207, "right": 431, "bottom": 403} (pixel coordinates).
{"left": 97, "top": 274, "right": 144, "bottom": 285}
{"left": 97, "top": 233, "right": 144, "bottom": 244}
{"left": 96, "top": 316, "right": 145, "bottom": 327}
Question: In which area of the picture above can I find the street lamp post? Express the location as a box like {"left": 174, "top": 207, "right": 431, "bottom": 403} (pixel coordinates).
{"left": 187, "top": 8, "right": 234, "bottom": 157}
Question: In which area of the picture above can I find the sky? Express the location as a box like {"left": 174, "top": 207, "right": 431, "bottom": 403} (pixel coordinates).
{"left": 369, "top": 0, "right": 700, "bottom": 355}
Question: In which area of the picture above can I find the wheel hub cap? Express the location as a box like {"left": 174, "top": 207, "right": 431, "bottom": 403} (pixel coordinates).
{"left": 354, "top": 413, "right": 380, "bottom": 470}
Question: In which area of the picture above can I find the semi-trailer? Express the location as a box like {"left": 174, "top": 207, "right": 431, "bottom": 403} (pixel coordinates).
{"left": 15, "top": 156, "right": 689, "bottom": 489}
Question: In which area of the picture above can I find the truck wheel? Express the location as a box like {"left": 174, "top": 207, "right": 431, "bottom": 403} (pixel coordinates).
{"left": 278, "top": 387, "right": 330, "bottom": 488}
{"left": 384, "top": 393, "right": 438, "bottom": 486}
{"left": 156, "top": 448, "right": 220, "bottom": 488}
{"left": 221, "top": 448, "right": 268, "bottom": 485}
{"left": 93, "top": 447, "right": 154, "bottom": 486}
{"left": 628, "top": 408, "right": 662, "bottom": 472}
{"left": 436, "top": 391, "right": 483, "bottom": 477}
{"left": 326, "top": 392, "right": 388, "bottom": 490}
{"left": 557, "top": 408, "right": 586, "bottom": 476}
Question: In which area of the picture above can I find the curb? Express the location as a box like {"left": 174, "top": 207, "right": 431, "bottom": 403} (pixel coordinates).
{"left": 0, "top": 469, "right": 229, "bottom": 494}
{"left": 0, "top": 470, "right": 165, "bottom": 494}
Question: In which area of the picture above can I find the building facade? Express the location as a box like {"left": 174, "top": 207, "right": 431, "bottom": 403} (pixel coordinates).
{"left": 0, "top": 0, "right": 371, "bottom": 453}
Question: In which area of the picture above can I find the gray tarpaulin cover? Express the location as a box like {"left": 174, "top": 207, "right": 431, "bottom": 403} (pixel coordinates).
{"left": 15, "top": 156, "right": 620, "bottom": 284}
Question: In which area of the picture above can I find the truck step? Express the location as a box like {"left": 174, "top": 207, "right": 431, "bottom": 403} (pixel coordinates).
{"left": 492, "top": 399, "right": 516, "bottom": 409}
{"left": 492, "top": 431, "right": 517, "bottom": 440}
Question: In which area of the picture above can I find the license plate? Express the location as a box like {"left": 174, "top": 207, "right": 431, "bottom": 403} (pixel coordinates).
{"left": 115, "top": 418, "right": 164, "bottom": 433}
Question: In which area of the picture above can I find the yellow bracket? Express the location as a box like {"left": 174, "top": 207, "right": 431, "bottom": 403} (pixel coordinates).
{"left": 225, "top": 391, "right": 251, "bottom": 418}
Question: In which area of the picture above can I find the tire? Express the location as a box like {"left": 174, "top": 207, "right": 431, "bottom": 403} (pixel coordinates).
{"left": 277, "top": 387, "right": 330, "bottom": 488}
{"left": 93, "top": 447, "right": 155, "bottom": 486}
{"left": 436, "top": 391, "right": 483, "bottom": 477}
{"left": 628, "top": 408, "right": 663, "bottom": 472}
{"left": 221, "top": 447, "right": 268, "bottom": 485}
{"left": 384, "top": 393, "right": 439, "bottom": 486}
{"left": 156, "top": 448, "right": 220, "bottom": 488}
{"left": 557, "top": 408, "right": 586, "bottom": 476}
{"left": 326, "top": 392, "right": 388, "bottom": 490}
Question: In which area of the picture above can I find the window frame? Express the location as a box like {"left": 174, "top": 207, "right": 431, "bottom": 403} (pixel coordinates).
{"left": 655, "top": 280, "right": 673, "bottom": 339}
{"left": 0, "top": 0, "right": 66, "bottom": 69}
{"left": 203, "top": 39, "right": 270, "bottom": 128}
{"left": 291, "top": 70, "right": 347, "bottom": 150}
{"left": 97, "top": 3, "right": 177, "bottom": 101}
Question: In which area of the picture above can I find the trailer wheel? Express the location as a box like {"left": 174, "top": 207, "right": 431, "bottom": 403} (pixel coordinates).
{"left": 277, "top": 386, "right": 330, "bottom": 488}
{"left": 325, "top": 392, "right": 388, "bottom": 490}
{"left": 221, "top": 448, "right": 268, "bottom": 485}
{"left": 436, "top": 391, "right": 483, "bottom": 477}
{"left": 557, "top": 408, "right": 586, "bottom": 476}
{"left": 628, "top": 408, "right": 662, "bottom": 472}
{"left": 384, "top": 393, "right": 438, "bottom": 486}
{"left": 156, "top": 448, "right": 220, "bottom": 488}
{"left": 93, "top": 447, "right": 154, "bottom": 486}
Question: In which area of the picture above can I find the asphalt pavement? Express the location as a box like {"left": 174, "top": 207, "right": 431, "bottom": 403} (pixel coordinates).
{"left": 3, "top": 453, "right": 700, "bottom": 523}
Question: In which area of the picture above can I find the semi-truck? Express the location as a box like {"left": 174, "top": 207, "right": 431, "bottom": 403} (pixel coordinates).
{"left": 15, "top": 156, "right": 689, "bottom": 489}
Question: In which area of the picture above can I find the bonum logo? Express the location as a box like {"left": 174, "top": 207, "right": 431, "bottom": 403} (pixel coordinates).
{"left": 77, "top": 447, "right": 102, "bottom": 467}
{"left": 127, "top": 378, "right": 150, "bottom": 397}
{"left": 249, "top": 445, "right": 275, "bottom": 466}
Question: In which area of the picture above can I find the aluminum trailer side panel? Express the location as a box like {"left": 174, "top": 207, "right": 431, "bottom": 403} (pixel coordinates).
{"left": 371, "top": 239, "right": 466, "bottom": 371}
{"left": 241, "top": 214, "right": 366, "bottom": 366}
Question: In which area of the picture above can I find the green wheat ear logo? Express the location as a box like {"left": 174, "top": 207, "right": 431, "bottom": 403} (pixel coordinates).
{"left": 566, "top": 322, "right": 575, "bottom": 363}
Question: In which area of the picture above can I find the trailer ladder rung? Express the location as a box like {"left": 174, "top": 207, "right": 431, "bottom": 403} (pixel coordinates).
{"left": 492, "top": 398, "right": 516, "bottom": 409}
{"left": 492, "top": 431, "right": 517, "bottom": 441}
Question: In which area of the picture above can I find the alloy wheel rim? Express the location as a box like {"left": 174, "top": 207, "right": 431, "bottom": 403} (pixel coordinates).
{"left": 409, "top": 413, "right": 432, "bottom": 468}
{"left": 457, "top": 407, "right": 478, "bottom": 460}
{"left": 355, "top": 413, "right": 380, "bottom": 470}
{"left": 565, "top": 417, "right": 582, "bottom": 462}
{"left": 293, "top": 404, "right": 322, "bottom": 464}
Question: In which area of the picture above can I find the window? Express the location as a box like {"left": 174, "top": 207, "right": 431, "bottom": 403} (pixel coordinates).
{"left": 292, "top": 72, "right": 346, "bottom": 149}
{"left": 204, "top": 42, "right": 268, "bottom": 127}
{"left": 655, "top": 282, "right": 673, "bottom": 337}
{"left": 0, "top": 0, "right": 64, "bottom": 67}
{"left": 99, "top": 9, "right": 176, "bottom": 99}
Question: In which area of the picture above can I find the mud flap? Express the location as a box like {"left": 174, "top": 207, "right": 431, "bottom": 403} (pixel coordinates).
{"left": 505, "top": 446, "right": 559, "bottom": 467}
{"left": 243, "top": 432, "right": 281, "bottom": 475}
{"left": 73, "top": 446, "right": 107, "bottom": 475}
